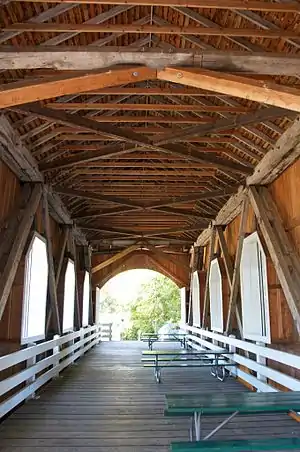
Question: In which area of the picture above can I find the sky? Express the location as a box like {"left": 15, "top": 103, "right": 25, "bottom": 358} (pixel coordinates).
{"left": 100, "top": 269, "right": 159, "bottom": 306}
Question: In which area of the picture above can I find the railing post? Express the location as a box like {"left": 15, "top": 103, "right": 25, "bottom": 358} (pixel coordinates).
{"left": 256, "top": 341, "right": 267, "bottom": 387}
{"left": 80, "top": 327, "right": 85, "bottom": 354}
{"left": 229, "top": 335, "right": 237, "bottom": 378}
{"left": 53, "top": 334, "right": 60, "bottom": 378}
{"left": 26, "top": 342, "right": 36, "bottom": 400}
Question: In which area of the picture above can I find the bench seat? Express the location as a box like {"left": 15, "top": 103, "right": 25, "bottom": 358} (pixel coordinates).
{"left": 170, "top": 437, "right": 300, "bottom": 451}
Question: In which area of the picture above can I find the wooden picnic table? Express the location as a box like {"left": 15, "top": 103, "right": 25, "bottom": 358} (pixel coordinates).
{"left": 165, "top": 391, "right": 300, "bottom": 441}
{"left": 142, "top": 349, "right": 235, "bottom": 383}
{"left": 140, "top": 332, "right": 187, "bottom": 350}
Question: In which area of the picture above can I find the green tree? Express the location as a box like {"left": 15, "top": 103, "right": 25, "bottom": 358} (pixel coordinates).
{"left": 123, "top": 274, "right": 181, "bottom": 339}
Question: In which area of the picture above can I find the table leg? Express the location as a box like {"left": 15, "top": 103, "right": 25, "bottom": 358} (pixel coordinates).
{"left": 203, "top": 411, "right": 239, "bottom": 440}
{"left": 194, "top": 412, "right": 201, "bottom": 441}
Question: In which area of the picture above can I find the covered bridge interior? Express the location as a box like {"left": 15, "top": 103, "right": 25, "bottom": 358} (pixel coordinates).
{"left": 1, "top": 0, "right": 300, "bottom": 450}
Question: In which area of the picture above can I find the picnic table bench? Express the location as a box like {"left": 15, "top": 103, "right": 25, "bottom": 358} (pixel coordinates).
{"left": 142, "top": 350, "right": 235, "bottom": 383}
{"left": 165, "top": 391, "right": 300, "bottom": 441}
{"left": 170, "top": 437, "right": 300, "bottom": 451}
{"left": 140, "top": 332, "right": 187, "bottom": 350}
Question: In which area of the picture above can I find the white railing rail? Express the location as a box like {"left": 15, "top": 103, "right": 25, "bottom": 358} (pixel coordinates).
{"left": 0, "top": 324, "right": 101, "bottom": 418}
{"left": 182, "top": 324, "right": 300, "bottom": 394}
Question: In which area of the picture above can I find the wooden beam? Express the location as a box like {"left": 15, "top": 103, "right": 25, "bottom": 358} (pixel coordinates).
{"left": 92, "top": 244, "right": 141, "bottom": 273}
{"left": 201, "top": 226, "right": 216, "bottom": 328}
{"left": 57, "top": 87, "right": 226, "bottom": 96}
{"left": 0, "top": 67, "right": 156, "bottom": 108}
{"left": 54, "top": 186, "right": 143, "bottom": 208}
{"left": 0, "top": 184, "right": 42, "bottom": 320}
{"left": 55, "top": 226, "right": 69, "bottom": 286}
{"left": 2, "top": 1, "right": 299, "bottom": 12}
{"left": 43, "top": 189, "right": 62, "bottom": 335}
{"left": 47, "top": 102, "right": 252, "bottom": 113}
{"left": 158, "top": 67, "right": 300, "bottom": 113}
{"left": 70, "top": 230, "right": 82, "bottom": 329}
{"left": 1, "top": 47, "right": 299, "bottom": 75}
{"left": 4, "top": 23, "right": 300, "bottom": 39}
{"left": 154, "top": 106, "right": 289, "bottom": 145}
{"left": 248, "top": 186, "right": 300, "bottom": 334}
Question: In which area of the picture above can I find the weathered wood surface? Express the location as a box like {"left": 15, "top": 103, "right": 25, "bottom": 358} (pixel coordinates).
{"left": 0, "top": 341, "right": 298, "bottom": 451}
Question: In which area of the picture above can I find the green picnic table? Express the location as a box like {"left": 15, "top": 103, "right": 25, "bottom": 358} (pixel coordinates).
{"left": 165, "top": 391, "right": 300, "bottom": 441}
{"left": 140, "top": 332, "right": 187, "bottom": 350}
{"left": 142, "top": 349, "right": 235, "bottom": 383}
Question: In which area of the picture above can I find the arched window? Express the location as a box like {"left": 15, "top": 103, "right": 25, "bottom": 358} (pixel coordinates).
{"left": 82, "top": 271, "right": 90, "bottom": 327}
{"left": 240, "top": 232, "right": 270, "bottom": 343}
{"left": 209, "top": 259, "right": 223, "bottom": 332}
{"left": 21, "top": 233, "right": 48, "bottom": 344}
{"left": 95, "top": 286, "right": 101, "bottom": 324}
{"left": 180, "top": 287, "right": 186, "bottom": 324}
{"left": 192, "top": 271, "right": 201, "bottom": 327}
{"left": 63, "top": 259, "right": 75, "bottom": 333}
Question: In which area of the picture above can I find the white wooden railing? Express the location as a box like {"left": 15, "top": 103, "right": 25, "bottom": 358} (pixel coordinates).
{"left": 183, "top": 324, "right": 300, "bottom": 394}
{"left": 0, "top": 324, "right": 101, "bottom": 418}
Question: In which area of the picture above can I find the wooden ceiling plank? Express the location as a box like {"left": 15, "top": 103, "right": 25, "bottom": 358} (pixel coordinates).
{"left": 2, "top": 1, "right": 299, "bottom": 12}
{"left": 3, "top": 23, "right": 300, "bottom": 38}
{"left": 1, "top": 48, "right": 300, "bottom": 75}
{"left": 158, "top": 67, "right": 300, "bottom": 113}
{"left": 0, "top": 66, "right": 157, "bottom": 108}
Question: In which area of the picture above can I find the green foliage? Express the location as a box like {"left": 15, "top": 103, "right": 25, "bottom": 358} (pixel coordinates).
{"left": 123, "top": 274, "right": 181, "bottom": 340}
{"left": 99, "top": 294, "right": 120, "bottom": 314}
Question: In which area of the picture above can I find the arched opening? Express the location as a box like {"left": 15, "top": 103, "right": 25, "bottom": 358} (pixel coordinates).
{"left": 62, "top": 259, "right": 76, "bottom": 334}
{"left": 97, "top": 269, "right": 181, "bottom": 340}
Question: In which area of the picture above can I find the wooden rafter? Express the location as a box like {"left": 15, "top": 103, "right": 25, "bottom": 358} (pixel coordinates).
{"left": 4, "top": 23, "right": 300, "bottom": 39}
{"left": 0, "top": 67, "right": 156, "bottom": 108}
{"left": 47, "top": 103, "right": 252, "bottom": 113}
{"left": 157, "top": 67, "right": 300, "bottom": 113}
{"left": 18, "top": 104, "right": 253, "bottom": 175}
{"left": 92, "top": 244, "right": 141, "bottom": 273}
{"left": 1, "top": 48, "right": 300, "bottom": 75}
{"left": 2, "top": 1, "right": 299, "bottom": 12}
{"left": 154, "top": 106, "right": 289, "bottom": 145}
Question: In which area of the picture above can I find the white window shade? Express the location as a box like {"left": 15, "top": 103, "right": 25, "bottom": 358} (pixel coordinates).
{"left": 192, "top": 271, "right": 201, "bottom": 326}
{"left": 21, "top": 234, "right": 49, "bottom": 345}
{"left": 209, "top": 259, "right": 223, "bottom": 332}
{"left": 82, "top": 271, "right": 90, "bottom": 327}
{"left": 180, "top": 287, "right": 186, "bottom": 324}
{"left": 95, "top": 287, "right": 101, "bottom": 324}
{"left": 240, "top": 232, "right": 271, "bottom": 343}
{"left": 63, "top": 259, "right": 76, "bottom": 333}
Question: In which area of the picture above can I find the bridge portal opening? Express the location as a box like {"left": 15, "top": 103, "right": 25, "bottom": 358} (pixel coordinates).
{"left": 96, "top": 269, "right": 181, "bottom": 341}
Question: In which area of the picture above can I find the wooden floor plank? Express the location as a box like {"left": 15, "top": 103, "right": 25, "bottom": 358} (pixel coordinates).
{"left": 0, "top": 341, "right": 299, "bottom": 451}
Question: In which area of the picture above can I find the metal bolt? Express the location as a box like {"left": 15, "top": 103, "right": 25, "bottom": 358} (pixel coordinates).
{"left": 132, "top": 71, "right": 139, "bottom": 77}
{"left": 177, "top": 72, "right": 183, "bottom": 79}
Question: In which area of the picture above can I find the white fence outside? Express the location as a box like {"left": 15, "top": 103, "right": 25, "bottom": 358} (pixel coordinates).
{"left": 182, "top": 324, "right": 300, "bottom": 394}
{"left": 0, "top": 324, "right": 102, "bottom": 418}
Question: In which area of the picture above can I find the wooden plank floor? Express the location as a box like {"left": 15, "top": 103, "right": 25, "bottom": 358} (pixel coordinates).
{"left": 0, "top": 341, "right": 299, "bottom": 451}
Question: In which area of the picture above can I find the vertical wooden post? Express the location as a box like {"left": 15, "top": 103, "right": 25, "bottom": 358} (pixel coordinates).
{"left": 225, "top": 195, "right": 249, "bottom": 334}
{"left": 70, "top": 229, "right": 81, "bottom": 329}
{"left": 0, "top": 184, "right": 42, "bottom": 321}
{"left": 43, "top": 189, "right": 62, "bottom": 336}
{"left": 202, "top": 226, "right": 216, "bottom": 328}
